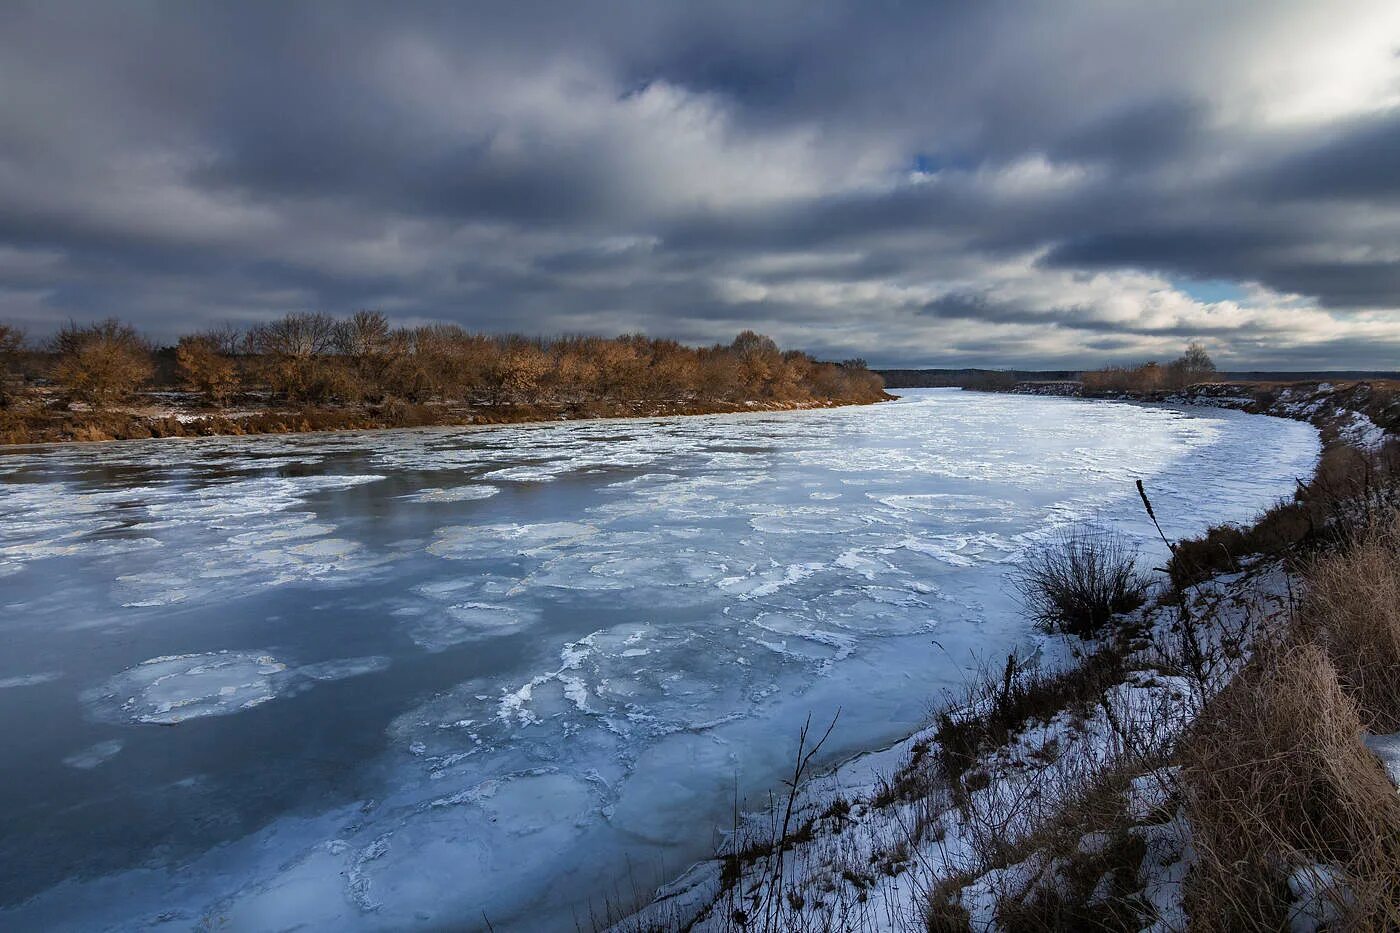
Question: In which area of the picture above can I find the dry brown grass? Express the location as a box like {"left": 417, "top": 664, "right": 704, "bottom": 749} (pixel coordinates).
{"left": 1181, "top": 642, "right": 1400, "bottom": 931}
{"left": 929, "top": 462, "right": 1400, "bottom": 931}
{"left": 1301, "top": 514, "right": 1400, "bottom": 731}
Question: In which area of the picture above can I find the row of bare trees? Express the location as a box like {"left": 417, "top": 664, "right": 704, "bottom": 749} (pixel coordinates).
{"left": 0, "top": 313, "right": 886, "bottom": 409}
{"left": 1080, "top": 342, "right": 1218, "bottom": 394}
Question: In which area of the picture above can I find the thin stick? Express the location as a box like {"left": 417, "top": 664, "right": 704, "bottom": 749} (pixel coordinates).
{"left": 1137, "top": 478, "right": 1176, "bottom": 554}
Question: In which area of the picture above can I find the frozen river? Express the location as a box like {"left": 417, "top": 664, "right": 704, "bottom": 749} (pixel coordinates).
{"left": 0, "top": 389, "right": 1318, "bottom": 931}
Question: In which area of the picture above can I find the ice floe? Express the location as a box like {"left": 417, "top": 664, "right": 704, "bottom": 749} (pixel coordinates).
{"left": 63, "top": 739, "right": 124, "bottom": 769}
{"left": 401, "top": 484, "right": 499, "bottom": 503}
{"left": 0, "top": 671, "right": 62, "bottom": 689}
{"left": 399, "top": 602, "right": 539, "bottom": 652}
{"left": 83, "top": 651, "right": 391, "bottom": 725}
{"left": 427, "top": 521, "right": 598, "bottom": 560}
{"left": 85, "top": 651, "right": 290, "bottom": 724}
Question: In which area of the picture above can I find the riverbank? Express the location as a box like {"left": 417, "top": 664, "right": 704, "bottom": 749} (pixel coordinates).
{"left": 0, "top": 390, "right": 1315, "bottom": 932}
{"left": 617, "top": 390, "right": 1399, "bottom": 932}
{"left": 996, "top": 379, "right": 1397, "bottom": 449}
{"left": 0, "top": 391, "right": 893, "bottom": 447}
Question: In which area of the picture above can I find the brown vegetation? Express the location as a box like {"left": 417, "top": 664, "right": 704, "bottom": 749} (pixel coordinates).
{"left": 1161, "top": 457, "right": 1400, "bottom": 930}
{"left": 1298, "top": 514, "right": 1400, "bottom": 731}
{"left": 1081, "top": 343, "right": 1217, "bottom": 395}
{"left": 175, "top": 334, "right": 240, "bottom": 405}
{"left": 50, "top": 318, "right": 154, "bottom": 407}
{"left": 0, "top": 322, "right": 22, "bottom": 407}
{"left": 0, "top": 314, "right": 888, "bottom": 445}
{"left": 1181, "top": 642, "right": 1400, "bottom": 930}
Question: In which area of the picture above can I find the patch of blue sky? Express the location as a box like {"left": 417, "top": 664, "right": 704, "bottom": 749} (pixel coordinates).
{"left": 1174, "top": 277, "right": 1248, "bottom": 304}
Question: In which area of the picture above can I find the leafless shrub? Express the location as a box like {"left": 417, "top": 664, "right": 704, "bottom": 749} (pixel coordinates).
{"left": 1015, "top": 526, "right": 1150, "bottom": 638}
{"left": 0, "top": 321, "right": 22, "bottom": 359}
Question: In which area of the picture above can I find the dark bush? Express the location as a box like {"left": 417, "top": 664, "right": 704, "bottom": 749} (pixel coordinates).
{"left": 1014, "top": 525, "right": 1150, "bottom": 637}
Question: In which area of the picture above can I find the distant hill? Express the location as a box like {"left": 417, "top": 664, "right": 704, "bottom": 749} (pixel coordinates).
{"left": 876, "top": 368, "right": 1400, "bottom": 388}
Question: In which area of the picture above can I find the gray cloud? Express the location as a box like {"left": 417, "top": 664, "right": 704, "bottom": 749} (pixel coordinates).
{"left": 0, "top": 0, "right": 1398, "bottom": 367}
{"left": 1254, "top": 109, "right": 1400, "bottom": 201}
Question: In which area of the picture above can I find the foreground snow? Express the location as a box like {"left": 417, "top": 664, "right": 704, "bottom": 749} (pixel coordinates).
{"left": 619, "top": 566, "right": 1297, "bottom": 932}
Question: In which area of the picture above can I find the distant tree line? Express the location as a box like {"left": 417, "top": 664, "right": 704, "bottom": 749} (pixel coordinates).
{"left": 1080, "top": 343, "right": 1218, "bottom": 394}
{"left": 0, "top": 313, "right": 886, "bottom": 411}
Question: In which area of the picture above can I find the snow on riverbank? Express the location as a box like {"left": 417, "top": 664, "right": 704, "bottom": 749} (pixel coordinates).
{"left": 620, "top": 391, "right": 1398, "bottom": 933}
{"left": 1005, "top": 380, "right": 1398, "bottom": 452}
{"left": 617, "top": 566, "right": 1294, "bottom": 932}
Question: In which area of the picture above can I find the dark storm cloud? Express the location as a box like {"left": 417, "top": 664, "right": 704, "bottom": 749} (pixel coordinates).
{"left": 1256, "top": 108, "right": 1400, "bottom": 200}
{"left": 0, "top": 0, "right": 1397, "bottom": 366}
{"left": 1050, "top": 98, "right": 1209, "bottom": 169}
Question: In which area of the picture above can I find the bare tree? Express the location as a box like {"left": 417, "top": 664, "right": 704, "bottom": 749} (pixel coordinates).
{"left": 204, "top": 322, "right": 245, "bottom": 357}
{"left": 549, "top": 338, "right": 601, "bottom": 403}
{"left": 248, "top": 312, "right": 338, "bottom": 358}
{"left": 482, "top": 338, "right": 550, "bottom": 405}
{"left": 698, "top": 346, "right": 744, "bottom": 400}
{"left": 731, "top": 330, "right": 782, "bottom": 398}
{"left": 245, "top": 313, "right": 346, "bottom": 402}
{"left": 335, "top": 310, "right": 392, "bottom": 360}
{"left": 1168, "top": 342, "right": 1217, "bottom": 388}
{"left": 0, "top": 322, "right": 22, "bottom": 357}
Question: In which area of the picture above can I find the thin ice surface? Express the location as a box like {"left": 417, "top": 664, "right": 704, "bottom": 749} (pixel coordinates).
{"left": 0, "top": 390, "right": 1318, "bottom": 931}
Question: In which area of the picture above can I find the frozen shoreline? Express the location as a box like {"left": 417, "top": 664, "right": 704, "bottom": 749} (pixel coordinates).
{"left": 618, "top": 388, "right": 1400, "bottom": 932}
{"left": 0, "top": 393, "right": 892, "bottom": 449}
{"left": 0, "top": 390, "right": 1321, "bottom": 931}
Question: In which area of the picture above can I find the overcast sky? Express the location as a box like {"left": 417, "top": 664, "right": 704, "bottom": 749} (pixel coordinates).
{"left": 1, "top": 1, "right": 1398, "bottom": 368}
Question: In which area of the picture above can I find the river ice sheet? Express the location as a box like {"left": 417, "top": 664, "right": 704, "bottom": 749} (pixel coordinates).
{"left": 0, "top": 390, "right": 1318, "bottom": 930}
